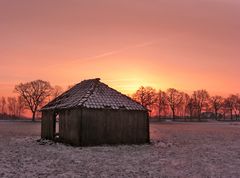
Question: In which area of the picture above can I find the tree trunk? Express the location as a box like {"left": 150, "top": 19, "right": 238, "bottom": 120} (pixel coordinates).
{"left": 234, "top": 110, "right": 237, "bottom": 120}
{"left": 190, "top": 109, "right": 193, "bottom": 120}
{"left": 32, "top": 111, "right": 36, "bottom": 122}
{"left": 172, "top": 109, "right": 175, "bottom": 120}
{"left": 158, "top": 108, "right": 161, "bottom": 121}
{"left": 198, "top": 109, "right": 201, "bottom": 121}
{"left": 215, "top": 110, "right": 218, "bottom": 120}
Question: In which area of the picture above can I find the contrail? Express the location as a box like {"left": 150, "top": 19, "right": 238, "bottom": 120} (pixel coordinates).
{"left": 75, "top": 40, "right": 157, "bottom": 63}
{"left": 47, "top": 40, "right": 157, "bottom": 68}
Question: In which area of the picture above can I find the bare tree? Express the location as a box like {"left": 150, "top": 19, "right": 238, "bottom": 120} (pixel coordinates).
{"left": 223, "top": 98, "right": 231, "bottom": 120}
{"left": 132, "top": 86, "right": 157, "bottom": 114}
{"left": 6, "top": 96, "right": 25, "bottom": 117}
{"left": 232, "top": 94, "right": 240, "bottom": 119}
{"left": 235, "top": 95, "right": 240, "bottom": 120}
{"left": 192, "top": 90, "right": 209, "bottom": 119}
{"left": 15, "top": 80, "right": 53, "bottom": 121}
{"left": 155, "top": 90, "right": 168, "bottom": 119}
{"left": 166, "top": 88, "right": 184, "bottom": 119}
{"left": 51, "top": 85, "right": 64, "bottom": 100}
{"left": 210, "top": 95, "right": 224, "bottom": 120}
{"left": 0, "top": 96, "right": 7, "bottom": 114}
{"left": 16, "top": 96, "right": 25, "bottom": 117}
{"left": 186, "top": 97, "right": 197, "bottom": 119}
{"left": 224, "top": 94, "right": 239, "bottom": 120}
{"left": 7, "top": 97, "right": 18, "bottom": 116}
{"left": 179, "top": 93, "right": 191, "bottom": 118}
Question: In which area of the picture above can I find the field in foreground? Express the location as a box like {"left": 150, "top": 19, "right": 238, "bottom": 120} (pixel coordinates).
{"left": 0, "top": 121, "right": 240, "bottom": 177}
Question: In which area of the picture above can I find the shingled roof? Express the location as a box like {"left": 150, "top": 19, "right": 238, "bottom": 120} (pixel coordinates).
{"left": 41, "top": 78, "right": 146, "bottom": 111}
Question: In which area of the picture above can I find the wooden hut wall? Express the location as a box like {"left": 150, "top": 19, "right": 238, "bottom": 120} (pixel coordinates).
{"left": 59, "top": 109, "right": 82, "bottom": 146}
{"left": 81, "top": 108, "right": 149, "bottom": 146}
{"left": 41, "top": 111, "right": 55, "bottom": 139}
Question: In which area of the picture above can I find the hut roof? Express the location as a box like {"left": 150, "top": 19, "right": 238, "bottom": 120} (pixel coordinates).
{"left": 41, "top": 78, "right": 147, "bottom": 111}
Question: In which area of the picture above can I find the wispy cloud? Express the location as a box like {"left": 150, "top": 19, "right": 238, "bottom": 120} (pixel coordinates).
{"left": 48, "top": 40, "right": 157, "bottom": 68}
{"left": 78, "top": 41, "right": 157, "bottom": 62}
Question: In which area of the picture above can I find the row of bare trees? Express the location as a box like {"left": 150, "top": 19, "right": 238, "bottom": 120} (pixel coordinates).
{"left": 132, "top": 86, "right": 240, "bottom": 120}
{"left": 1, "top": 80, "right": 240, "bottom": 121}
{"left": 0, "top": 96, "right": 25, "bottom": 117}
{"left": 0, "top": 80, "right": 64, "bottom": 121}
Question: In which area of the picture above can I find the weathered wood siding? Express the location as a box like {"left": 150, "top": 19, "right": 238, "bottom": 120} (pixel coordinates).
{"left": 42, "top": 108, "right": 149, "bottom": 146}
{"left": 81, "top": 109, "right": 149, "bottom": 146}
{"left": 41, "top": 111, "right": 55, "bottom": 139}
{"left": 59, "top": 109, "right": 81, "bottom": 146}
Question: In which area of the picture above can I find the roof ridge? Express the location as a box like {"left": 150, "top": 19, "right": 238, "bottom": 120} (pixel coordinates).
{"left": 78, "top": 79, "right": 100, "bottom": 107}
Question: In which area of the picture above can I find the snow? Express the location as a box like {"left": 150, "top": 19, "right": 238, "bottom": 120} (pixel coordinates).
{"left": 0, "top": 121, "right": 240, "bottom": 177}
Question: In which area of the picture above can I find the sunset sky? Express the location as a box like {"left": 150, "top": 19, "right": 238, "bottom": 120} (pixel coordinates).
{"left": 1, "top": 0, "right": 240, "bottom": 97}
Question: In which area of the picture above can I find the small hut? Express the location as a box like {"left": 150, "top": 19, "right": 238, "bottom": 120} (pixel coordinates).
{"left": 41, "top": 78, "right": 149, "bottom": 146}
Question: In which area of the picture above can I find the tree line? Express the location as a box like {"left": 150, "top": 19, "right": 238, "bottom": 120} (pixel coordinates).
{"left": 132, "top": 86, "right": 240, "bottom": 120}
{"left": 1, "top": 79, "right": 240, "bottom": 121}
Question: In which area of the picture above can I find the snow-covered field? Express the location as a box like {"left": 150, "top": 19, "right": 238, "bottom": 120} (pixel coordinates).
{"left": 0, "top": 121, "right": 240, "bottom": 178}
